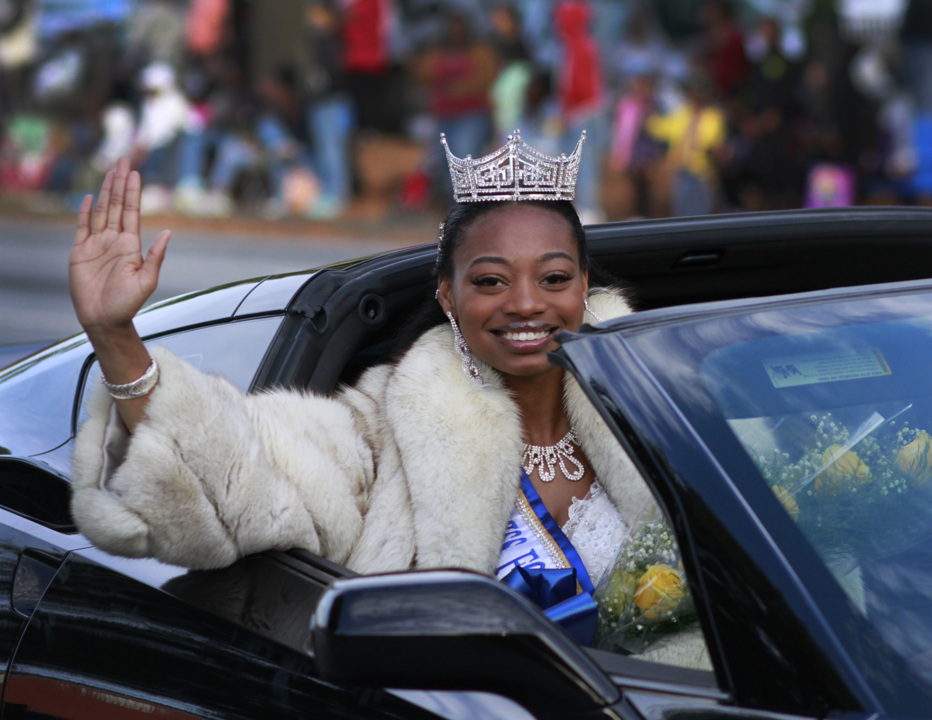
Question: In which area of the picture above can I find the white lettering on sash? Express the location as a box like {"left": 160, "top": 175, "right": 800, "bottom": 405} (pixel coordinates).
{"left": 496, "top": 511, "right": 564, "bottom": 579}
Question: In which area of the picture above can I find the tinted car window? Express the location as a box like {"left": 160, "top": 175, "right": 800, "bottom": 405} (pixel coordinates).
{"left": 704, "top": 316, "right": 932, "bottom": 676}
{"left": 0, "top": 337, "right": 91, "bottom": 457}
{"left": 78, "top": 316, "right": 283, "bottom": 426}
{"left": 626, "top": 289, "right": 932, "bottom": 695}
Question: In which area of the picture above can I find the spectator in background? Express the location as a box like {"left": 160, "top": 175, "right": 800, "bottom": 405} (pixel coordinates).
{"left": 304, "top": 0, "right": 353, "bottom": 219}
{"left": 796, "top": 57, "right": 846, "bottom": 171}
{"left": 603, "top": 3, "right": 681, "bottom": 219}
{"left": 607, "top": 1, "right": 680, "bottom": 93}
{"left": 899, "top": 0, "right": 932, "bottom": 120}
{"left": 175, "top": 62, "right": 322, "bottom": 220}
{"left": 553, "top": 0, "right": 607, "bottom": 223}
{"left": 342, "top": 0, "right": 402, "bottom": 134}
{"left": 0, "top": 0, "right": 38, "bottom": 136}
{"left": 89, "top": 99, "right": 136, "bottom": 182}
{"left": 847, "top": 42, "right": 914, "bottom": 205}
{"left": 122, "top": 0, "right": 186, "bottom": 78}
{"left": 733, "top": 16, "right": 802, "bottom": 210}
{"left": 488, "top": 2, "right": 533, "bottom": 142}
{"left": 792, "top": 9, "right": 862, "bottom": 208}
{"left": 698, "top": 0, "right": 748, "bottom": 103}
{"left": 171, "top": 50, "right": 257, "bottom": 216}
{"left": 646, "top": 73, "right": 726, "bottom": 217}
{"left": 516, "top": 66, "right": 563, "bottom": 157}
{"left": 606, "top": 66, "right": 665, "bottom": 219}
{"left": 894, "top": 0, "right": 932, "bottom": 202}
{"left": 412, "top": 8, "right": 497, "bottom": 201}
{"left": 176, "top": 64, "right": 320, "bottom": 219}
{"left": 133, "top": 61, "right": 193, "bottom": 214}
{"left": 253, "top": 65, "right": 320, "bottom": 218}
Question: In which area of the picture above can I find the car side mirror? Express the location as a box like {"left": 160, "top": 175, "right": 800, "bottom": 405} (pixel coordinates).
{"left": 311, "top": 570, "right": 620, "bottom": 720}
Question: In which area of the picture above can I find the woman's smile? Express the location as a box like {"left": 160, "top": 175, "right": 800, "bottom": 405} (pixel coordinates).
{"left": 493, "top": 323, "right": 557, "bottom": 351}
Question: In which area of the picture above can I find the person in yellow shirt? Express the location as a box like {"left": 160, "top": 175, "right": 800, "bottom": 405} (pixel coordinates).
{"left": 646, "top": 74, "right": 727, "bottom": 216}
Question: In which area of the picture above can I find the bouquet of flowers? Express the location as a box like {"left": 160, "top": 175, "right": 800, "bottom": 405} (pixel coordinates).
{"left": 592, "top": 504, "right": 697, "bottom": 655}
{"left": 750, "top": 408, "right": 932, "bottom": 560}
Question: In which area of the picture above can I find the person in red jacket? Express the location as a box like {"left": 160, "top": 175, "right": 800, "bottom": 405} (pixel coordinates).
{"left": 341, "top": 0, "right": 401, "bottom": 134}
{"left": 698, "top": 0, "right": 748, "bottom": 101}
{"left": 554, "top": 0, "right": 607, "bottom": 223}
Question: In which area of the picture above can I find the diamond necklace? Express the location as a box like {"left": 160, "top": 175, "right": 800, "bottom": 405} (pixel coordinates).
{"left": 523, "top": 427, "right": 585, "bottom": 482}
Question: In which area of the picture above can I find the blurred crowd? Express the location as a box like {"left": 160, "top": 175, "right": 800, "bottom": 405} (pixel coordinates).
{"left": 1, "top": 0, "right": 930, "bottom": 223}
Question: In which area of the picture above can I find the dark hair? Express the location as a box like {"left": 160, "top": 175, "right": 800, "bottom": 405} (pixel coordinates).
{"left": 435, "top": 199, "right": 589, "bottom": 279}
{"left": 392, "top": 200, "right": 592, "bottom": 359}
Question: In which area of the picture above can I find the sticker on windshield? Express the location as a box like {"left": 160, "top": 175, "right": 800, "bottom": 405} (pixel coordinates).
{"left": 763, "top": 346, "right": 891, "bottom": 388}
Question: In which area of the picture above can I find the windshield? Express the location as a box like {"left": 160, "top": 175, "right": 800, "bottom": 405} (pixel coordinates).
{"left": 624, "top": 287, "right": 932, "bottom": 696}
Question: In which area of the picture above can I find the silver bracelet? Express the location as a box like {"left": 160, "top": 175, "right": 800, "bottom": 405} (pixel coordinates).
{"left": 102, "top": 358, "right": 160, "bottom": 400}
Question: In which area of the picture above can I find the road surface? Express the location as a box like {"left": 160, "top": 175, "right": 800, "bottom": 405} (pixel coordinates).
{"left": 0, "top": 214, "right": 418, "bottom": 346}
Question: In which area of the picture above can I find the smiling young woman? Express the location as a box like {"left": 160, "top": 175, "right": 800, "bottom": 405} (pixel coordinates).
{"left": 436, "top": 202, "right": 594, "bottom": 525}
{"left": 67, "top": 130, "right": 708, "bottom": 666}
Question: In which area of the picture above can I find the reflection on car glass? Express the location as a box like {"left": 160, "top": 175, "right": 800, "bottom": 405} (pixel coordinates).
{"left": 702, "top": 318, "right": 932, "bottom": 419}
{"left": 78, "top": 317, "right": 282, "bottom": 427}
{"left": 180, "top": 353, "right": 205, "bottom": 369}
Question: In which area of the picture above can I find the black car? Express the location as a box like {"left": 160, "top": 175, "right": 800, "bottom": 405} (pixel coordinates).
{"left": 3, "top": 207, "right": 932, "bottom": 720}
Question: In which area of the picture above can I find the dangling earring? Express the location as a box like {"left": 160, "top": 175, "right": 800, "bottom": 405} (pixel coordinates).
{"left": 447, "top": 311, "right": 484, "bottom": 384}
{"left": 584, "top": 298, "right": 604, "bottom": 323}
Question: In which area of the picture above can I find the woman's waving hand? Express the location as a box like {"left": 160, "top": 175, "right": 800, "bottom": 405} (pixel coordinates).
{"left": 70, "top": 158, "right": 172, "bottom": 431}
{"left": 71, "top": 157, "right": 170, "bottom": 330}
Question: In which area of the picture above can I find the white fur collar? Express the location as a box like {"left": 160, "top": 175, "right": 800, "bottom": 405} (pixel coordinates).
{"left": 384, "top": 288, "right": 652, "bottom": 573}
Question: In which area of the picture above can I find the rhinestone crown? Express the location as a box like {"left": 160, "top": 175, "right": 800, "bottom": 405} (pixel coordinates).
{"left": 441, "top": 129, "right": 586, "bottom": 203}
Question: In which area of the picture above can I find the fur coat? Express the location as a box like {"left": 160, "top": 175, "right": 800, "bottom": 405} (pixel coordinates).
{"left": 71, "top": 289, "right": 713, "bottom": 669}
{"left": 71, "top": 290, "right": 655, "bottom": 574}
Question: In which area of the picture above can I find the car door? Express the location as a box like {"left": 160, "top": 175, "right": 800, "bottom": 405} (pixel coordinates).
{"left": 2, "top": 539, "right": 474, "bottom": 720}
{"left": 2, "top": 549, "right": 315, "bottom": 719}
{"left": 554, "top": 281, "right": 932, "bottom": 719}
{"left": 0, "top": 470, "right": 86, "bottom": 715}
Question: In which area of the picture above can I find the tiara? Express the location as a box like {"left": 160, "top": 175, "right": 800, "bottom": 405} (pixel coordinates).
{"left": 441, "top": 129, "right": 586, "bottom": 203}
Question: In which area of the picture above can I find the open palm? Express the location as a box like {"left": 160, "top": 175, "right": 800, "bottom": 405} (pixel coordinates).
{"left": 70, "top": 158, "right": 171, "bottom": 331}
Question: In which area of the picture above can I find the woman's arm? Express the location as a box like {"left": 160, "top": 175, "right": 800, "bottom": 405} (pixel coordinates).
{"left": 71, "top": 347, "right": 374, "bottom": 569}
{"left": 69, "top": 157, "right": 171, "bottom": 432}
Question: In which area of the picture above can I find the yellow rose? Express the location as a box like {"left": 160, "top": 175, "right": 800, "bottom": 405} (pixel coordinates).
{"left": 771, "top": 484, "right": 800, "bottom": 520}
{"left": 815, "top": 444, "right": 871, "bottom": 494}
{"left": 634, "top": 564, "right": 684, "bottom": 621}
{"left": 897, "top": 430, "right": 932, "bottom": 485}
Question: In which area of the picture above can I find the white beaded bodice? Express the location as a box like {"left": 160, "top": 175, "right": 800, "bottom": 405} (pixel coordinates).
{"left": 562, "top": 481, "right": 629, "bottom": 586}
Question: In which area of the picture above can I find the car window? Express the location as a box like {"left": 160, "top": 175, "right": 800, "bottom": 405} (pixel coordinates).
{"left": 702, "top": 314, "right": 932, "bottom": 681}
{"left": 78, "top": 316, "right": 283, "bottom": 427}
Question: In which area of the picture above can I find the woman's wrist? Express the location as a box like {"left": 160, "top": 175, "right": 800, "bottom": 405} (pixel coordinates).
{"left": 84, "top": 323, "right": 152, "bottom": 389}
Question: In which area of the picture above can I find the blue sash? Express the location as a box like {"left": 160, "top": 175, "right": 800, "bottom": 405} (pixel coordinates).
{"left": 496, "top": 470, "right": 598, "bottom": 645}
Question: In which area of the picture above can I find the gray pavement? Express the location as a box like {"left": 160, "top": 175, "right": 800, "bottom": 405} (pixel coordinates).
{"left": 0, "top": 207, "right": 438, "bottom": 345}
